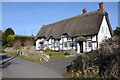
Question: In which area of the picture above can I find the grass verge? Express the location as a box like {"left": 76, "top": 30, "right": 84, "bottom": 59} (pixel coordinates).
{"left": 50, "top": 55, "right": 66, "bottom": 60}
{"left": 10, "top": 52, "right": 42, "bottom": 62}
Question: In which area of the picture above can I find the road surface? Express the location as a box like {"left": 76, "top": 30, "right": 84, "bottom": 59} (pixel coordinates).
{"left": 2, "top": 54, "right": 80, "bottom": 78}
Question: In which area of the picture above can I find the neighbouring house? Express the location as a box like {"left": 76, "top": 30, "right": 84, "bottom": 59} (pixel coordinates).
{"left": 36, "top": 2, "right": 113, "bottom": 53}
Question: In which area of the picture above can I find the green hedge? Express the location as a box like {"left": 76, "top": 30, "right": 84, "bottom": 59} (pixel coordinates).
{"left": 15, "top": 36, "right": 34, "bottom": 43}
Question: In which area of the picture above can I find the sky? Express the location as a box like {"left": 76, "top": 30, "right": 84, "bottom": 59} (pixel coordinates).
{"left": 2, "top": 2, "right": 118, "bottom": 36}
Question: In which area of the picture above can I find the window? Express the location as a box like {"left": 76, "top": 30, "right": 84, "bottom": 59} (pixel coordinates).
{"left": 54, "top": 42, "right": 59, "bottom": 47}
{"left": 69, "top": 42, "right": 73, "bottom": 47}
{"left": 43, "top": 44, "right": 47, "bottom": 47}
{"left": 88, "top": 41, "right": 92, "bottom": 47}
{"left": 64, "top": 42, "right": 67, "bottom": 47}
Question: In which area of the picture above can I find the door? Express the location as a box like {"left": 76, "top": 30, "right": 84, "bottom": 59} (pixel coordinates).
{"left": 79, "top": 42, "right": 83, "bottom": 53}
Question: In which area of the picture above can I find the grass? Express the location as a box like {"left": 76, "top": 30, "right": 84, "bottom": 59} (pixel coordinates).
{"left": 50, "top": 55, "right": 66, "bottom": 60}
{"left": 10, "top": 52, "right": 42, "bottom": 62}
{"left": 45, "top": 51, "right": 67, "bottom": 60}
{"left": 45, "top": 51, "right": 65, "bottom": 56}
{"left": 45, "top": 50, "right": 76, "bottom": 60}
{"left": 0, "top": 49, "right": 6, "bottom": 53}
{"left": 9, "top": 50, "right": 74, "bottom": 62}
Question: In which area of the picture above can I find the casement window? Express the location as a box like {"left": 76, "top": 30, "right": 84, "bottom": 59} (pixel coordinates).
{"left": 69, "top": 42, "right": 73, "bottom": 47}
{"left": 73, "top": 42, "right": 77, "bottom": 46}
{"left": 88, "top": 41, "right": 92, "bottom": 47}
{"left": 64, "top": 42, "right": 67, "bottom": 47}
{"left": 54, "top": 42, "right": 59, "bottom": 47}
{"left": 43, "top": 44, "right": 47, "bottom": 47}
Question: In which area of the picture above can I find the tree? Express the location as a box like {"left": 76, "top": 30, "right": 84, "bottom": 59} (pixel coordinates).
{"left": 2, "top": 28, "right": 15, "bottom": 47}
{"left": 7, "top": 35, "right": 16, "bottom": 47}
{"left": 114, "top": 27, "right": 120, "bottom": 36}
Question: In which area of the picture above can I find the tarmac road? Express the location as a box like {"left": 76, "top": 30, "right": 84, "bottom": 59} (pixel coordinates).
{"left": 2, "top": 57, "right": 62, "bottom": 78}
{"left": 2, "top": 54, "right": 80, "bottom": 78}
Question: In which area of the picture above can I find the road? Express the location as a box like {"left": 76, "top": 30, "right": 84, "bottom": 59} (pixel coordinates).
{"left": 39, "top": 54, "right": 80, "bottom": 75}
{"left": 1, "top": 54, "right": 80, "bottom": 78}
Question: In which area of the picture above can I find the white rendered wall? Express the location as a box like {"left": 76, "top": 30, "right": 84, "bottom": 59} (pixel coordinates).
{"left": 98, "top": 16, "right": 112, "bottom": 47}
{"left": 36, "top": 38, "right": 45, "bottom": 50}
{"left": 77, "top": 42, "right": 80, "bottom": 53}
{"left": 83, "top": 42, "right": 86, "bottom": 52}
{"left": 92, "top": 35, "right": 97, "bottom": 50}
{"left": 86, "top": 36, "right": 92, "bottom": 52}
{"left": 36, "top": 39, "right": 41, "bottom": 50}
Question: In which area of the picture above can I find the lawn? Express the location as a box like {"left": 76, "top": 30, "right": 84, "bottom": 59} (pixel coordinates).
{"left": 9, "top": 49, "right": 76, "bottom": 62}
{"left": 45, "top": 51, "right": 65, "bottom": 56}
{"left": 50, "top": 55, "right": 66, "bottom": 60}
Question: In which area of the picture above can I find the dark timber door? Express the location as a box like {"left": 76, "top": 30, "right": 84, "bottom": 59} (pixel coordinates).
{"left": 79, "top": 42, "right": 83, "bottom": 53}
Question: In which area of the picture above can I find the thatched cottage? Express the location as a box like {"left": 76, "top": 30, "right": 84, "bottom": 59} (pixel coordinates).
{"left": 36, "top": 2, "right": 113, "bottom": 53}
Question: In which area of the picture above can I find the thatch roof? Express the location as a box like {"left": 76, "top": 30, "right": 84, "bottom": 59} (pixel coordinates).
{"left": 36, "top": 10, "right": 112, "bottom": 40}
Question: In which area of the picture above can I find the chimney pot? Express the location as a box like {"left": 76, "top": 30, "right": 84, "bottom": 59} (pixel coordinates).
{"left": 99, "top": 2, "right": 104, "bottom": 11}
{"left": 83, "top": 8, "right": 87, "bottom": 13}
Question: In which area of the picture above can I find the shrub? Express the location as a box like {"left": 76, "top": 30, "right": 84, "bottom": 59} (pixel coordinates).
{"left": 64, "top": 49, "right": 76, "bottom": 55}
{"left": 113, "top": 27, "right": 120, "bottom": 36}
{"left": 67, "top": 36, "right": 120, "bottom": 79}
{"left": 96, "top": 36, "right": 120, "bottom": 79}
{"left": 64, "top": 51, "right": 70, "bottom": 55}
{"left": 44, "top": 48, "right": 51, "bottom": 52}
{"left": 7, "top": 35, "right": 16, "bottom": 47}
{"left": 67, "top": 52, "right": 99, "bottom": 78}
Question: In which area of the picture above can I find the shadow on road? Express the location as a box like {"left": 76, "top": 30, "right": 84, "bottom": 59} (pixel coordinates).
{"left": 0, "top": 53, "right": 19, "bottom": 69}
{"left": 0, "top": 55, "right": 11, "bottom": 60}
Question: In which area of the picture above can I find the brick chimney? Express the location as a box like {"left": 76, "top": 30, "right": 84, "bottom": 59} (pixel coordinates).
{"left": 99, "top": 2, "right": 104, "bottom": 11}
{"left": 83, "top": 8, "right": 87, "bottom": 13}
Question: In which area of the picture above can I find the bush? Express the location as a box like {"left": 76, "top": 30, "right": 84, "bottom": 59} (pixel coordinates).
{"left": 7, "top": 35, "right": 16, "bottom": 47}
{"left": 67, "top": 37, "right": 120, "bottom": 79}
{"left": 45, "top": 50, "right": 64, "bottom": 56}
{"left": 64, "top": 51, "right": 71, "bottom": 55}
{"left": 44, "top": 48, "right": 51, "bottom": 52}
{"left": 96, "top": 36, "right": 120, "bottom": 79}
{"left": 64, "top": 49, "right": 76, "bottom": 55}
{"left": 67, "top": 52, "right": 99, "bottom": 78}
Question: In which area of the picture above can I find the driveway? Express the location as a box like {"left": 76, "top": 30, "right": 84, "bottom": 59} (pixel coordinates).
{"left": 39, "top": 54, "right": 80, "bottom": 75}
{"left": 2, "top": 54, "right": 80, "bottom": 78}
